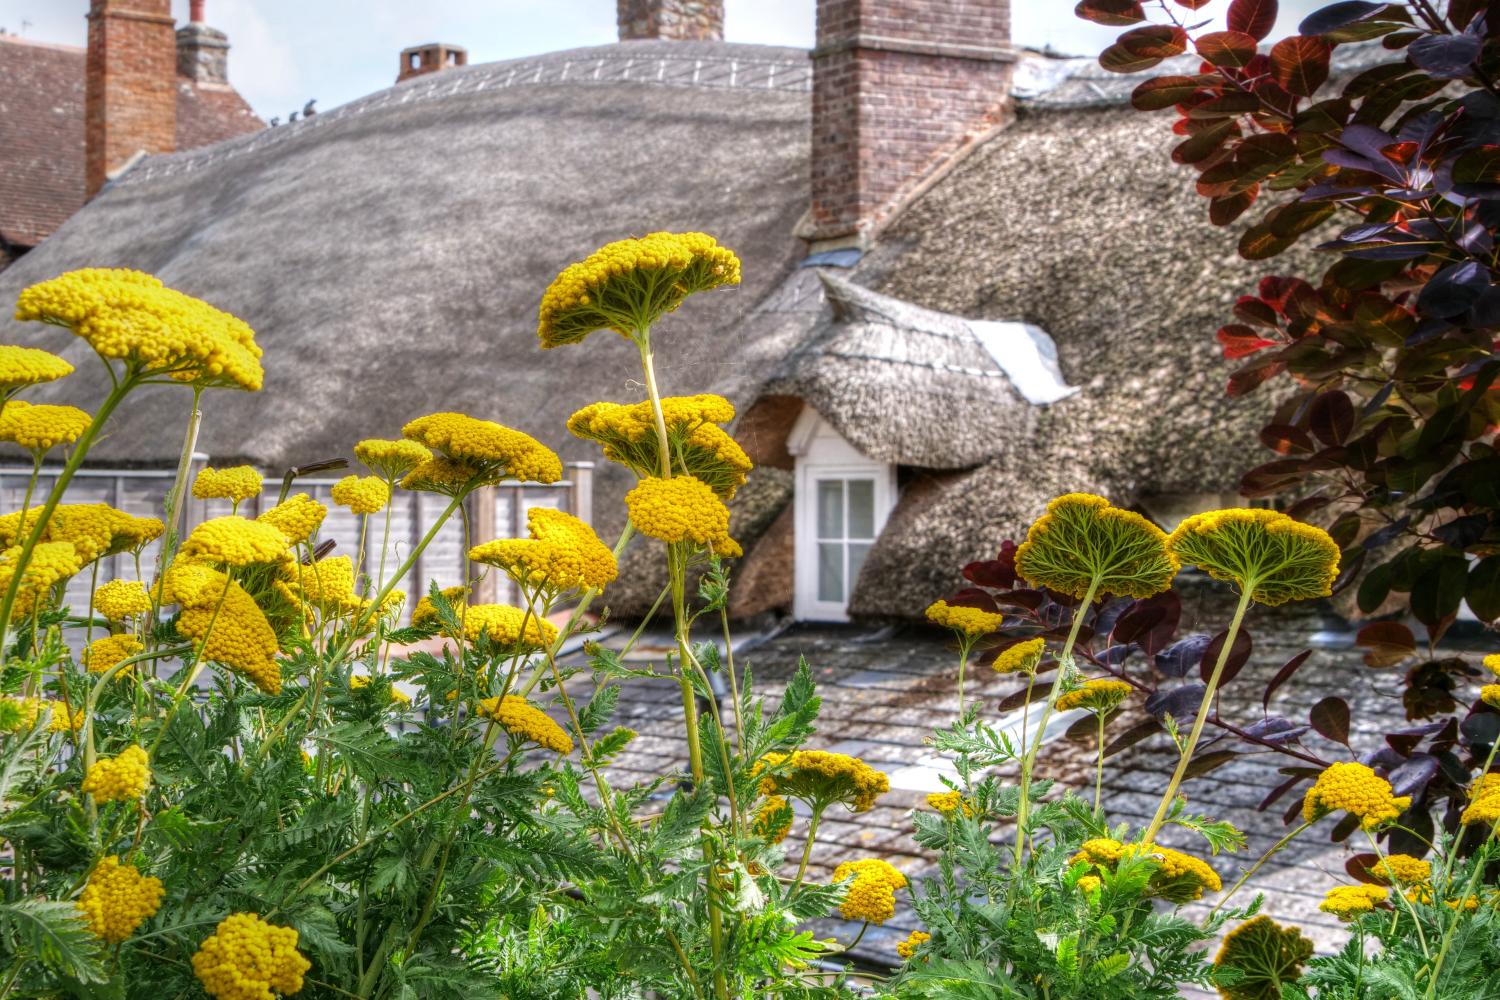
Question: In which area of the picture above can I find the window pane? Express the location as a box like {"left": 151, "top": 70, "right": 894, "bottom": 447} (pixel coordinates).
{"left": 816, "top": 480, "right": 844, "bottom": 539}
{"left": 818, "top": 542, "right": 844, "bottom": 602}
{"left": 847, "top": 479, "right": 875, "bottom": 539}
{"left": 848, "top": 542, "right": 871, "bottom": 591}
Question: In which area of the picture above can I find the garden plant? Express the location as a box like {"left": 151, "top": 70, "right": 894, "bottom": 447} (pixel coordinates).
{"left": 0, "top": 212, "right": 1493, "bottom": 1000}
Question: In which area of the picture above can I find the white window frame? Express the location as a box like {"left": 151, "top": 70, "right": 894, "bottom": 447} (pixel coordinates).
{"left": 787, "top": 406, "right": 897, "bottom": 622}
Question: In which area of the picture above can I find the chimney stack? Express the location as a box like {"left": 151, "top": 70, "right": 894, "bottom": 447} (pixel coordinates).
{"left": 86, "top": 0, "right": 177, "bottom": 199}
{"left": 618, "top": 0, "right": 724, "bottom": 42}
{"left": 806, "top": 0, "right": 1015, "bottom": 246}
{"left": 176, "top": 1, "right": 230, "bottom": 86}
{"left": 397, "top": 43, "right": 468, "bottom": 84}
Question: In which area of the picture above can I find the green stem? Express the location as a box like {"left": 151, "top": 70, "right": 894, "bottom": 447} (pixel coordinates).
{"left": 0, "top": 375, "right": 137, "bottom": 649}
{"left": 956, "top": 642, "right": 971, "bottom": 716}
{"left": 1093, "top": 714, "right": 1106, "bottom": 814}
{"left": 1142, "top": 585, "right": 1253, "bottom": 847}
{"left": 517, "top": 523, "right": 636, "bottom": 697}
{"left": 1365, "top": 829, "right": 1430, "bottom": 960}
{"left": 792, "top": 810, "right": 822, "bottom": 890}
{"left": 1423, "top": 741, "right": 1500, "bottom": 998}
{"left": 1015, "top": 578, "right": 1099, "bottom": 864}
{"left": 1208, "top": 820, "right": 1313, "bottom": 918}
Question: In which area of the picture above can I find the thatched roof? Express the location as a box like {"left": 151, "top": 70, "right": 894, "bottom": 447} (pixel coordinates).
{"left": 840, "top": 101, "right": 1319, "bottom": 618}
{"left": 0, "top": 39, "right": 813, "bottom": 537}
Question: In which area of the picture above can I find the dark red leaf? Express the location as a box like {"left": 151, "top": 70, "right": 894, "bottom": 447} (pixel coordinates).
{"left": 1300, "top": 1, "right": 1381, "bottom": 35}
{"left": 1185, "top": 750, "right": 1241, "bottom": 779}
{"left": 1239, "top": 456, "right": 1306, "bottom": 496}
{"left": 1120, "top": 24, "right": 1190, "bottom": 59}
{"left": 1074, "top": 0, "right": 1147, "bottom": 25}
{"left": 998, "top": 681, "right": 1052, "bottom": 713}
{"left": 1196, "top": 30, "right": 1260, "bottom": 68}
{"left": 1330, "top": 810, "right": 1361, "bottom": 841}
{"left": 1263, "top": 649, "right": 1313, "bottom": 710}
{"left": 1271, "top": 36, "right": 1331, "bottom": 96}
{"left": 1310, "top": 696, "right": 1352, "bottom": 745}
{"left": 1227, "top": 358, "right": 1287, "bottom": 396}
{"left": 1210, "top": 185, "right": 1259, "bottom": 225}
{"left": 1259, "top": 423, "right": 1315, "bottom": 454}
{"left": 1104, "top": 717, "right": 1163, "bottom": 757}
{"left": 1308, "top": 390, "right": 1355, "bottom": 445}
{"left": 1112, "top": 591, "right": 1182, "bottom": 655}
{"left": 1065, "top": 713, "right": 1103, "bottom": 742}
{"left": 1234, "top": 296, "right": 1281, "bottom": 328}
{"left": 1203, "top": 626, "right": 1253, "bottom": 686}
{"left": 1188, "top": 92, "right": 1265, "bottom": 118}
{"left": 948, "top": 588, "right": 1000, "bottom": 613}
{"left": 1173, "top": 0, "right": 1214, "bottom": 7}
{"left": 1131, "top": 75, "right": 1209, "bottom": 111}
{"left": 1100, "top": 41, "right": 1164, "bottom": 73}
{"left": 1355, "top": 620, "right": 1415, "bottom": 667}
{"left": 1345, "top": 852, "right": 1382, "bottom": 884}
{"left": 1228, "top": 0, "right": 1279, "bottom": 40}
{"left": 1467, "top": 557, "right": 1500, "bottom": 623}
{"left": 1259, "top": 771, "right": 1309, "bottom": 811}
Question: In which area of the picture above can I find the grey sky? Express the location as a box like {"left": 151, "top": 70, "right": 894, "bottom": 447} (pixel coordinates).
{"left": 0, "top": 1, "right": 1329, "bottom": 120}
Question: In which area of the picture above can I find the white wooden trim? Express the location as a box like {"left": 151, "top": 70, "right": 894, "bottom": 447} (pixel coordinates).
{"left": 792, "top": 407, "right": 897, "bottom": 622}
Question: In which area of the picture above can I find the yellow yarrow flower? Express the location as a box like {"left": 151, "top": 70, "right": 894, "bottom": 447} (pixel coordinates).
{"left": 1015, "top": 493, "right": 1179, "bottom": 600}
{"left": 191, "top": 913, "right": 310, "bottom": 1000}
{"left": 1480, "top": 684, "right": 1500, "bottom": 710}
{"left": 1370, "top": 854, "right": 1431, "bottom": 885}
{"left": 161, "top": 564, "right": 282, "bottom": 694}
{"left": 1302, "top": 761, "right": 1411, "bottom": 830}
{"left": 462, "top": 604, "right": 558, "bottom": 649}
{"left": 567, "top": 395, "right": 750, "bottom": 497}
{"left": 1319, "top": 884, "right": 1387, "bottom": 919}
{"left": 180, "top": 516, "right": 290, "bottom": 567}
{"left": 34, "top": 503, "right": 163, "bottom": 563}
{"left": 1485, "top": 653, "right": 1500, "bottom": 679}
{"left": 469, "top": 507, "right": 617, "bottom": 594}
{"left": 0, "top": 344, "right": 73, "bottom": 394}
{"left": 992, "top": 637, "right": 1046, "bottom": 675}
{"left": 1055, "top": 678, "right": 1133, "bottom": 715}
{"left": 82, "top": 745, "right": 151, "bottom": 803}
{"left": 755, "top": 750, "right": 889, "bottom": 814}
{"left": 1212, "top": 916, "right": 1313, "bottom": 1000}
{"left": 84, "top": 634, "right": 144, "bottom": 675}
{"left": 411, "top": 586, "right": 468, "bottom": 628}
{"left": 48, "top": 701, "right": 85, "bottom": 734}
{"left": 1167, "top": 508, "right": 1339, "bottom": 607}
{"left": 1461, "top": 772, "right": 1500, "bottom": 826}
{"left": 192, "top": 465, "right": 263, "bottom": 505}
{"left": 399, "top": 456, "right": 486, "bottom": 495}
{"left": 832, "top": 858, "right": 907, "bottom": 924}
{"left": 0, "top": 696, "right": 81, "bottom": 733}
{"left": 403, "top": 412, "right": 562, "bottom": 484}
{"left": 77, "top": 855, "right": 164, "bottom": 944}
{"left": 753, "top": 795, "right": 794, "bottom": 844}
{"left": 15, "top": 268, "right": 264, "bottom": 391}
{"left": 1072, "top": 838, "right": 1222, "bottom": 902}
{"left": 280, "top": 555, "right": 362, "bottom": 616}
{"left": 0, "top": 541, "right": 82, "bottom": 615}
{"left": 0, "top": 400, "right": 92, "bottom": 454}
{"left": 330, "top": 473, "right": 389, "bottom": 515}
{"left": 93, "top": 579, "right": 151, "bottom": 622}
{"left": 354, "top": 437, "right": 432, "bottom": 480}
{"left": 896, "top": 929, "right": 930, "bottom": 960}
{"left": 926, "top": 790, "right": 973, "bottom": 818}
{"left": 625, "top": 474, "right": 735, "bottom": 552}
{"left": 1076, "top": 875, "right": 1102, "bottom": 894}
{"left": 924, "top": 600, "right": 1003, "bottom": 638}
{"left": 349, "top": 674, "right": 410, "bottom": 707}
{"left": 257, "top": 492, "right": 326, "bottom": 545}
{"left": 538, "top": 232, "right": 741, "bottom": 348}
{"left": 477, "top": 695, "right": 574, "bottom": 754}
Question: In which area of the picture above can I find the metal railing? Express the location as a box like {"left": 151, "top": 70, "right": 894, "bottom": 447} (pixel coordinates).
{"left": 0, "top": 459, "right": 595, "bottom": 619}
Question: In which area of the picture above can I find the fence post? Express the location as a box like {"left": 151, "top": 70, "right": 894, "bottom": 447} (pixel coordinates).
{"left": 469, "top": 486, "right": 497, "bottom": 604}
{"left": 569, "top": 461, "right": 594, "bottom": 526}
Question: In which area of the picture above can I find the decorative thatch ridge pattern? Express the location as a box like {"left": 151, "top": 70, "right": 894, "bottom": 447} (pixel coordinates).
{"left": 116, "top": 41, "right": 813, "bottom": 189}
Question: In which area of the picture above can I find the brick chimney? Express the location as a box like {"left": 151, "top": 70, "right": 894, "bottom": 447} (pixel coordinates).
{"left": 806, "top": 0, "right": 1015, "bottom": 246}
{"left": 176, "top": 0, "right": 230, "bottom": 86}
{"left": 397, "top": 43, "right": 468, "bottom": 84}
{"left": 618, "top": 0, "right": 724, "bottom": 41}
{"left": 86, "top": 0, "right": 177, "bottom": 198}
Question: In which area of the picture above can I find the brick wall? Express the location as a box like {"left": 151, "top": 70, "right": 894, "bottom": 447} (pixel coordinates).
{"left": 617, "top": 0, "right": 724, "bottom": 41}
{"left": 809, "top": 0, "right": 1013, "bottom": 244}
{"left": 86, "top": 0, "right": 177, "bottom": 199}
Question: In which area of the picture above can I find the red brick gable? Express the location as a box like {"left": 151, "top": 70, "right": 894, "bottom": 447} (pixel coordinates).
{"left": 0, "top": 34, "right": 262, "bottom": 250}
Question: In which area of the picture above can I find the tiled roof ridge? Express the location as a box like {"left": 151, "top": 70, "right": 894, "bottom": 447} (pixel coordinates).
{"left": 116, "top": 42, "right": 814, "bottom": 189}
{"left": 0, "top": 34, "right": 84, "bottom": 54}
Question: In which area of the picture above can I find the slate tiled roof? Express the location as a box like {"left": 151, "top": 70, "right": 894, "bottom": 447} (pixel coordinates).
{"left": 0, "top": 34, "right": 261, "bottom": 251}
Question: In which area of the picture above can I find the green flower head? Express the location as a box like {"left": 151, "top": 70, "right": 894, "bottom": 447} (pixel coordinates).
{"left": 1013, "top": 493, "right": 1178, "bottom": 601}
{"left": 1213, "top": 916, "right": 1314, "bottom": 1000}
{"left": 1167, "top": 509, "right": 1339, "bottom": 607}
